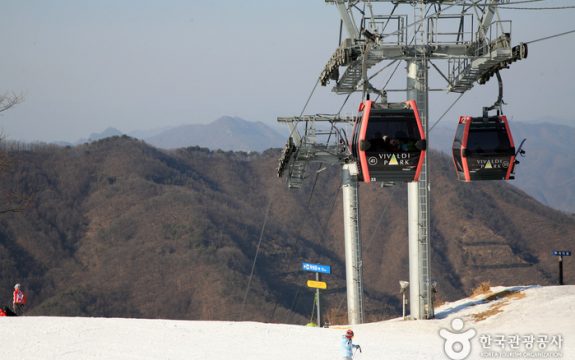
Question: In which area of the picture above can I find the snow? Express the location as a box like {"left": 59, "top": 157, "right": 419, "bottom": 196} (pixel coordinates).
{"left": 1, "top": 285, "right": 573, "bottom": 360}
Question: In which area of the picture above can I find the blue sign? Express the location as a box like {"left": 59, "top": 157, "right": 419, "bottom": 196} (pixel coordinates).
{"left": 553, "top": 251, "right": 572, "bottom": 257}
{"left": 302, "top": 262, "right": 331, "bottom": 274}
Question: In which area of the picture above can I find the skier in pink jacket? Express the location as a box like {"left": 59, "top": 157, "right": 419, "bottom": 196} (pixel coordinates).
{"left": 13, "top": 283, "right": 26, "bottom": 315}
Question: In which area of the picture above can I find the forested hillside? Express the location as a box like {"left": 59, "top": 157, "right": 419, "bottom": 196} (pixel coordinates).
{"left": 0, "top": 136, "right": 572, "bottom": 323}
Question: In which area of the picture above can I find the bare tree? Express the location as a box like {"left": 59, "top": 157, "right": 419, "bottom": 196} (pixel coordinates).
{"left": 0, "top": 92, "right": 23, "bottom": 114}
{"left": 0, "top": 92, "right": 30, "bottom": 214}
{"left": 0, "top": 92, "right": 21, "bottom": 171}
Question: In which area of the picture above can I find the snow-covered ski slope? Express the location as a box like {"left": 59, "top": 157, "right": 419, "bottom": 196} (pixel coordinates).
{"left": 1, "top": 285, "right": 573, "bottom": 360}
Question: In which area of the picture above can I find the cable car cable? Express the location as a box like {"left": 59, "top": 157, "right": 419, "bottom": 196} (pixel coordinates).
{"left": 239, "top": 200, "right": 272, "bottom": 321}
{"left": 365, "top": 199, "right": 390, "bottom": 245}
{"left": 286, "top": 287, "right": 301, "bottom": 323}
{"left": 299, "top": 78, "right": 321, "bottom": 118}
{"left": 498, "top": 5, "right": 575, "bottom": 10}
{"left": 429, "top": 60, "right": 452, "bottom": 87}
{"left": 491, "top": 0, "right": 545, "bottom": 4}
{"left": 368, "top": 60, "right": 399, "bottom": 83}
{"left": 379, "top": 60, "right": 403, "bottom": 99}
{"left": 524, "top": 29, "right": 575, "bottom": 45}
{"left": 555, "top": 175, "right": 575, "bottom": 188}
{"left": 337, "top": 92, "right": 354, "bottom": 116}
{"left": 429, "top": 93, "right": 465, "bottom": 133}
{"left": 380, "top": 3, "right": 399, "bottom": 36}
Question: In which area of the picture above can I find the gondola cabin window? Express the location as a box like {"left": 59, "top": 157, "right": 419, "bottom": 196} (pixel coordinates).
{"left": 466, "top": 128, "right": 513, "bottom": 154}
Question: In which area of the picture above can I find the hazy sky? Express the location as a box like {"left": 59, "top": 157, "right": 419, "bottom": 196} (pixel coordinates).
{"left": 0, "top": 1, "right": 574, "bottom": 142}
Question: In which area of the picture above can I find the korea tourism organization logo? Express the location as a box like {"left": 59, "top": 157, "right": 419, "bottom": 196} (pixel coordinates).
{"left": 439, "top": 319, "right": 564, "bottom": 359}
{"left": 440, "top": 318, "right": 477, "bottom": 360}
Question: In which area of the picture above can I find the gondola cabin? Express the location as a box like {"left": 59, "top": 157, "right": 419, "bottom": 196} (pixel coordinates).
{"left": 352, "top": 100, "right": 426, "bottom": 183}
{"left": 452, "top": 115, "right": 516, "bottom": 181}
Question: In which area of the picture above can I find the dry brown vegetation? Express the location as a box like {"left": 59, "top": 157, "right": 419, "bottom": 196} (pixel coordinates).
{"left": 471, "top": 281, "right": 492, "bottom": 298}
{"left": 472, "top": 290, "right": 526, "bottom": 322}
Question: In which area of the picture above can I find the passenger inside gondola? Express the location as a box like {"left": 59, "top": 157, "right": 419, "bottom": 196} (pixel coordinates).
{"left": 367, "top": 129, "right": 414, "bottom": 153}
{"left": 390, "top": 139, "right": 400, "bottom": 152}
{"left": 368, "top": 131, "right": 384, "bottom": 151}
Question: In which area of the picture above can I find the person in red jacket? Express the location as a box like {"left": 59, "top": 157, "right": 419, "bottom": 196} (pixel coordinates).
{"left": 13, "top": 283, "right": 26, "bottom": 315}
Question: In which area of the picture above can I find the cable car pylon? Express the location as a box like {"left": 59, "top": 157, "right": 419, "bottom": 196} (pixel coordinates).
{"left": 277, "top": 0, "right": 527, "bottom": 324}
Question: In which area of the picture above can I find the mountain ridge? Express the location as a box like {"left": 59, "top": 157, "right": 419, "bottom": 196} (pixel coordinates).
{"left": 67, "top": 118, "right": 575, "bottom": 213}
{"left": 143, "top": 116, "right": 286, "bottom": 151}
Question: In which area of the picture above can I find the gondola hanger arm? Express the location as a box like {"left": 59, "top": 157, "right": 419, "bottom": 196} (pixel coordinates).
{"left": 483, "top": 71, "right": 505, "bottom": 118}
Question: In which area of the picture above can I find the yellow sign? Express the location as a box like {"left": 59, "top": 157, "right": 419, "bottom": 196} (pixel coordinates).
{"left": 307, "top": 280, "right": 327, "bottom": 289}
